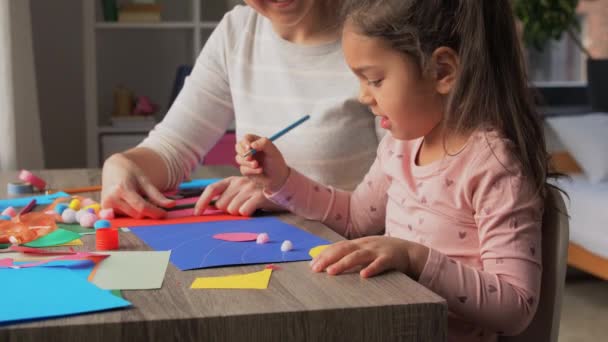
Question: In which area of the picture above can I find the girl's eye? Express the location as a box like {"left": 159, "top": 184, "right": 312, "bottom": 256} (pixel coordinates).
{"left": 368, "top": 79, "right": 383, "bottom": 87}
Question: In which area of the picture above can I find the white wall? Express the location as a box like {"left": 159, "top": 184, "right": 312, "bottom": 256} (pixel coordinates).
{"left": 31, "top": 0, "right": 86, "bottom": 168}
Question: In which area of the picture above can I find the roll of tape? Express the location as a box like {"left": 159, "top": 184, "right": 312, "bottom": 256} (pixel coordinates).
{"left": 7, "top": 181, "right": 34, "bottom": 195}
{"left": 18, "top": 170, "right": 46, "bottom": 191}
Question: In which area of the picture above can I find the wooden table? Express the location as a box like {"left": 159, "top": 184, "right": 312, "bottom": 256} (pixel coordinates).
{"left": 0, "top": 168, "right": 447, "bottom": 341}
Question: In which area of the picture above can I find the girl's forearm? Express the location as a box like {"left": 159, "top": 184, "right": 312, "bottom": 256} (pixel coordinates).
{"left": 406, "top": 242, "right": 430, "bottom": 281}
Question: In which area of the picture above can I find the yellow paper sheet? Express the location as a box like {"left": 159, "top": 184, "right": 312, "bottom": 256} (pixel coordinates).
{"left": 58, "top": 239, "right": 83, "bottom": 246}
{"left": 309, "top": 244, "right": 330, "bottom": 258}
{"left": 190, "top": 269, "right": 272, "bottom": 289}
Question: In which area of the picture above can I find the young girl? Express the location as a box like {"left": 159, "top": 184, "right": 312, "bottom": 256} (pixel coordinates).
{"left": 236, "top": 0, "right": 551, "bottom": 340}
{"left": 101, "top": 0, "right": 382, "bottom": 219}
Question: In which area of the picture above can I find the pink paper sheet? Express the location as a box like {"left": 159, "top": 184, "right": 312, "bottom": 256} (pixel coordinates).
{"left": 1, "top": 246, "right": 109, "bottom": 269}
{"left": 212, "top": 232, "right": 259, "bottom": 242}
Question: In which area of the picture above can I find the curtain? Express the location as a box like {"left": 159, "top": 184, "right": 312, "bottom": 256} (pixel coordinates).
{"left": 0, "top": 0, "right": 44, "bottom": 171}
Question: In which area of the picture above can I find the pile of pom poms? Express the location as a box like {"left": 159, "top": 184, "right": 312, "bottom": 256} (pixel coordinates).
{"left": 254, "top": 232, "right": 293, "bottom": 252}
{"left": 52, "top": 199, "right": 115, "bottom": 228}
{"left": 51, "top": 198, "right": 119, "bottom": 250}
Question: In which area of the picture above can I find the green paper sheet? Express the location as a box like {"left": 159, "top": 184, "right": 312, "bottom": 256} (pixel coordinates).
{"left": 25, "top": 228, "right": 81, "bottom": 248}
{"left": 58, "top": 223, "right": 96, "bottom": 236}
{"left": 110, "top": 290, "right": 123, "bottom": 299}
{"left": 91, "top": 251, "right": 171, "bottom": 290}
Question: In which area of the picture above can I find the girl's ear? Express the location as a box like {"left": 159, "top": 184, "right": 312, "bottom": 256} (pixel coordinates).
{"left": 431, "top": 47, "right": 459, "bottom": 95}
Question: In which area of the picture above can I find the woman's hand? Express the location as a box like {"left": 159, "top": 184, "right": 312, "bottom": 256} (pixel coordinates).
{"left": 194, "top": 176, "right": 285, "bottom": 216}
{"left": 101, "top": 153, "right": 175, "bottom": 219}
{"left": 310, "top": 236, "right": 429, "bottom": 279}
{"left": 235, "top": 134, "right": 290, "bottom": 193}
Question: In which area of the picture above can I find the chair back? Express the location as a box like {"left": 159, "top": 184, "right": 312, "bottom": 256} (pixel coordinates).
{"left": 501, "top": 187, "right": 569, "bottom": 342}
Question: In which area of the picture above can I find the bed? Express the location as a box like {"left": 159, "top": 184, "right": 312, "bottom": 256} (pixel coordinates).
{"left": 547, "top": 114, "right": 608, "bottom": 281}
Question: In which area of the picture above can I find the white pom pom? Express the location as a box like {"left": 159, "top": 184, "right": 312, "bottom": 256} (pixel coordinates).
{"left": 61, "top": 208, "right": 78, "bottom": 224}
{"left": 280, "top": 240, "right": 293, "bottom": 252}
{"left": 256, "top": 233, "right": 269, "bottom": 244}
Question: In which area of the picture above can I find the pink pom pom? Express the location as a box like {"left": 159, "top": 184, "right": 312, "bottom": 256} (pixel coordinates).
{"left": 1, "top": 207, "right": 16, "bottom": 218}
{"left": 256, "top": 233, "right": 270, "bottom": 244}
{"left": 75, "top": 209, "right": 86, "bottom": 222}
{"left": 81, "top": 198, "right": 96, "bottom": 207}
{"left": 79, "top": 212, "right": 98, "bottom": 228}
{"left": 99, "top": 208, "right": 115, "bottom": 220}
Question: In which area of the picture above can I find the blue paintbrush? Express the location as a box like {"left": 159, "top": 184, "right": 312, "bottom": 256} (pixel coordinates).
{"left": 242, "top": 114, "right": 310, "bottom": 158}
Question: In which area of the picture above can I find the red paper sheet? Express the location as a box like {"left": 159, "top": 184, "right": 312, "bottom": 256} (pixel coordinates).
{"left": 109, "top": 208, "right": 249, "bottom": 229}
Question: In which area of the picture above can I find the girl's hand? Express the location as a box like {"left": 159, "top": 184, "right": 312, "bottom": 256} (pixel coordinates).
{"left": 101, "top": 153, "right": 175, "bottom": 219}
{"left": 310, "top": 236, "right": 429, "bottom": 279}
{"left": 235, "top": 134, "right": 290, "bottom": 193}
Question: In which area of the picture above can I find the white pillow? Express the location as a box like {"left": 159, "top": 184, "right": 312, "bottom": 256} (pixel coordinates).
{"left": 547, "top": 113, "right": 608, "bottom": 183}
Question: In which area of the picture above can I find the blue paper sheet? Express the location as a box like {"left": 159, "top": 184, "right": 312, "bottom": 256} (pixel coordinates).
{"left": 130, "top": 217, "right": 330, "bottom": 270}
{"left": 0, "top": 266, "right": 130, "bottom": 325}
{"left": 178, "top": 178, "right": 221, "bottom": 190}
{"left": 0, "top": 192, "right": 70, "bottom": 210}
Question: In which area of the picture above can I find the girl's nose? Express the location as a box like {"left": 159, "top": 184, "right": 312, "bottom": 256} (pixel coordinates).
{"left": 358, "top": 88, "right": 374, "bottom": 105}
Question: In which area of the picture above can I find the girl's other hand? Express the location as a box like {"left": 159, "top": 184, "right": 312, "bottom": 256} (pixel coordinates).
{"left": 193, "top": 176, "right": 285, "bottom": 216}
{"left": 101, "top": 153, "right": 175, "bottom": 219}
{"left": 310, "top": 236, "right": 429, "bottom": 279}
{"left": 235, "top": 134, "right": 290, "bottom": 193}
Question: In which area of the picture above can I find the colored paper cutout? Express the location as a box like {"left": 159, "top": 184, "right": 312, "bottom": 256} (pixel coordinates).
{"left": 178, "top": 178, "right": 221, "bottom": 190}
{"left": 8, "top": 245, "right": 78, "bottom": 255}
{"left": 89, "top": 251, "right": 170, "bottom": 290}
{"left": 0, "top": 192, "right": 70, "bottom": 211}
{"left": 166, "top": 208, "right": 226, "bottom": 219}
{"left": 0, "top": 266, "right": 130, "bottom": 324}
{"left": 130, "top": 217, "right": 330, "bottom": 270}
{"left": 110, "top": 290, "right": 123, "bottom": 299}
{"left": 265, "top": 264, "right": 281, "bottom": 270}
{"left": 309, "top": 244, "right": 330, "bottom": 258}
{"left": 109, "top": 208, "right": 249, "bottom": 228}
{"left": 58, "top": 223, "right": 96, "bottom": 235}
{"left": 14, "top": 259, "right": 97, "bottom": 279}
{"left": 190, "top": 268, "right": 272, "bottom": 289}
{"left": 59, "top": 239, "right": 83, "bottom": 246}
{"left": 213, "top": 232, "right": 258, "bottom": 242}
{"left": 24, "top": 228, "right": 81, "bottom": 248}
{"left": 0, "top": 258, "right": 14, "bottom": 267}
{"left": 0, "top": 246, "right": 109, "bottom": 269}
{"left": 1, "top": 252, "right": 108, "bottom": 269}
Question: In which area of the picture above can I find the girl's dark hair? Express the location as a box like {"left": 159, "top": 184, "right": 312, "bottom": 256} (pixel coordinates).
{"left": 340, "top": 0, "right": 556, "bottom": 197}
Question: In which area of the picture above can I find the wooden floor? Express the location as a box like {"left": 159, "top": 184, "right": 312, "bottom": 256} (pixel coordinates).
{"left": 559, "top": 270, "right": 608, "bottom": 341}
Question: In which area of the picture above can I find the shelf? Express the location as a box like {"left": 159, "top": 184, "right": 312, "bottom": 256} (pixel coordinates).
{"left": 95, "top": 21, "right": 218, "bottom": 30}
{"left": 200, "top": 21, "right": 219, "bottom": 29}
{"left": 98, "top": 126, "right": 155, "bottom": 134}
